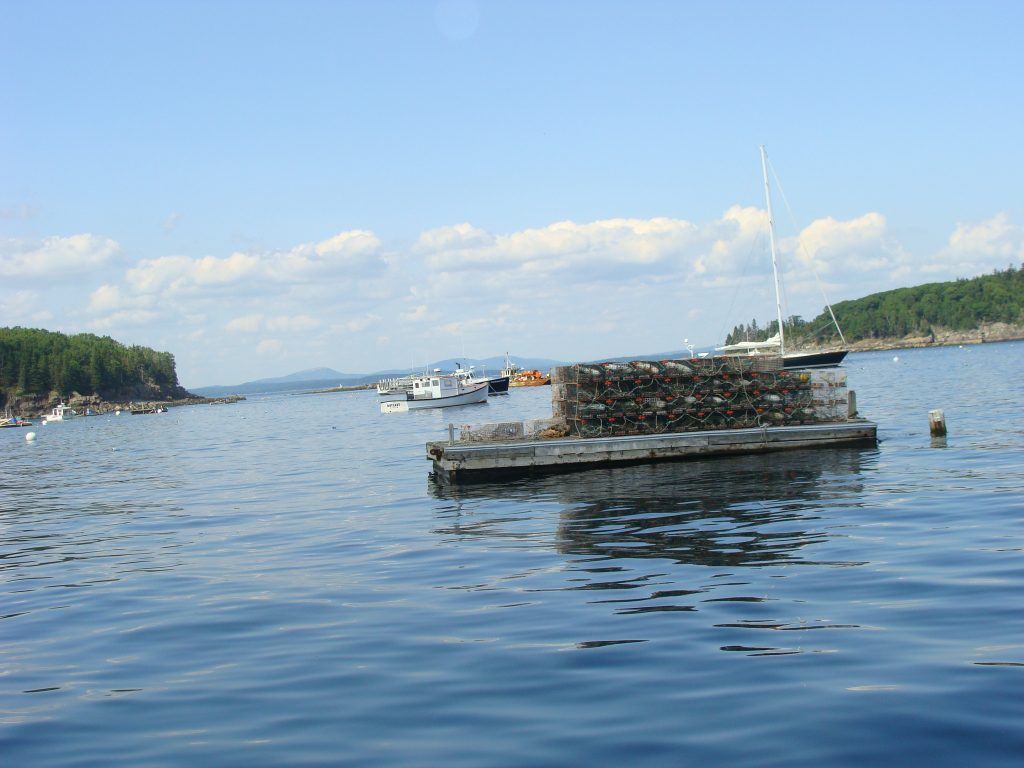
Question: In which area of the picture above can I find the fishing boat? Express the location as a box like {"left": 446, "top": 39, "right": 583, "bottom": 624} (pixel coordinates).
{"left": 376, "top": 374, "right": 420, "bottom": 395}
{"left": 42, "top": 402, "right": 77, "bottom": 423}
{"left": 500, "top": 353, "right": 520, "bottom": 380}
{"left": 510, "top": 369, "right": 550, "bottom": 387}
{"left": 502, "top": 353, "right": 550, "bottom": 386}
{"left": 717, "top": 146, "right": 848, "bottom": 370}
{"left": 452, "top": 364, "right": 510, "bottom": 395}
{"left": 1, "top": 417, "right": 33, "bottom": 428}
{"left": 380, "top": 372, "right": 489, "bottom": 413}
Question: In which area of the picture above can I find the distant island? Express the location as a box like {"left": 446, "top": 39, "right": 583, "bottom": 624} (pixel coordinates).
{"left": 725, "top": 265, "right": 1024, "bottom": 350}
{"left": 0, "top": 327, "right": 198, "bottom": 417}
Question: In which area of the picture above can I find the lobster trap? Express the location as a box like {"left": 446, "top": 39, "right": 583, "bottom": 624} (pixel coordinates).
{"left": 550, "top": 356, "right": 847, "bottom": 439}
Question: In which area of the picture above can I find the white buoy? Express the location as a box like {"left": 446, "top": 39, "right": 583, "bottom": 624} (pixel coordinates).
{"left": 26, "top": 431, "right": 36, "bottom": 442}
{"left": 115, "top": 410, "right": 121, "bottom": 416}
{"left": 893, "top": 355, "right": 899, "bottom": 363}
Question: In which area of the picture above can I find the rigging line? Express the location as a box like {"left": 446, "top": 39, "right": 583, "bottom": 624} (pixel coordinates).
{"left": 766, "top": 156, "right": 848, "bottom": 346}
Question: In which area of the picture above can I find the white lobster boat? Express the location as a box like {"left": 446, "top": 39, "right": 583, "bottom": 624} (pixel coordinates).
{"left": 42, "top": 402, "right": 78, "bottom": 423}
{"left": 380, "top": 373, "right": 489, "bottom": 413}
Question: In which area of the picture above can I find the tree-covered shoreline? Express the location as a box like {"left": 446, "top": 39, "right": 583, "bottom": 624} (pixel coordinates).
{"left": 725, "top": 266, "right": 1024, "bottom": 347}
{"left": 0, "top": 327, "right": 194, "bottom": 409}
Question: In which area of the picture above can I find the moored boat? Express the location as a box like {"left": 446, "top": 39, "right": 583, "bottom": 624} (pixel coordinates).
{"left": 376, "top": 374, "right": 420, "bottom": 395}
{"left": 716, "top": 146, "right": 848, "bottom": 370}
{"left": 716, "top": 334, "right": 848, "bottom": 369}
{"left": 510, "top": 369, "right": 550, "bottom": 387}
{"left": 451, "top": 364, "right": 510, "bottom": 395}
{"left": 130, "top": 405, "right": 168, "bottom": 414}
{"left": 42, "top": 402, "right": 77, "bottom": 423}
{"left": 380, "top": 373, "right": 489, "bottom": 412}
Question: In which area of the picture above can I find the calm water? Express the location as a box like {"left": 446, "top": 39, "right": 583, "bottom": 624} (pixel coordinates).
{"left": 2, "top": 342, "right": 1022, "bottom": 767}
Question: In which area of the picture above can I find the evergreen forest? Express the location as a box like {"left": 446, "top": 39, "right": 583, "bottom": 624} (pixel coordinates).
{"left": 0, "top": 327, "right": 190, "bottom": 401}
{"left": 725, "top": 265, "right": 1024, "bottom": 346}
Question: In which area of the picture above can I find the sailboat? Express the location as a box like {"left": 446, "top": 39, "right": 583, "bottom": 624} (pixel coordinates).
{"left": 717, "top": 146, "right": 848, "bottom": 370}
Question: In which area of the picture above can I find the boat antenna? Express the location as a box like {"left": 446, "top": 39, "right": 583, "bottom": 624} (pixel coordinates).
{"left": 760, "top": 145, "right": 786, "bottom": 355}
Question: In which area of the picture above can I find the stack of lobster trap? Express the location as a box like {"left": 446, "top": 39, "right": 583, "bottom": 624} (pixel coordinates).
{"left": 550, "top": 356, "right": 849, "bottom": 438}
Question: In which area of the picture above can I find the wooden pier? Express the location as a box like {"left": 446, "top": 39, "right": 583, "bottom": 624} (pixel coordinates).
{"left": 427, "top": 419, "right": 877, "bottom": 483}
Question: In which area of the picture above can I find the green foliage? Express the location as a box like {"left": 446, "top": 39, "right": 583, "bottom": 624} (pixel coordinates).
{"left": 726, "top": 266, "right": 1024, "bottom": 345}
{"left": 0, "top": 327, "right": 183, "bottom": 398}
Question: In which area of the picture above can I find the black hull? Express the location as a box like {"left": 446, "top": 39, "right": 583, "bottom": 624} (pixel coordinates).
{"left": 486, "top": 376, "right": 510, "bottom": 395}
{"left": 783, "top": 350, "right": 848, "bottom": 369}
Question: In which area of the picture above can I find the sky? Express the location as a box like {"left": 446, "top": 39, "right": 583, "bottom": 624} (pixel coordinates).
{"left": 3, "top": 1, "right": 1023, "bottom": 388}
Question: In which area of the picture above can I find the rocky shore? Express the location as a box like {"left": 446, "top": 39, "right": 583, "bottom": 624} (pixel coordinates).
{"left": 844, "top": 322, "right": 1024, "bottom": 353}
{"left": 5, "top": 392, "right": 246, "bottom": 419}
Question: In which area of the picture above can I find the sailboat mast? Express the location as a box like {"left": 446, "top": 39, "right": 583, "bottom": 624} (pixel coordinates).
{"left": 760, "top": 145, "right": 786, "bottom": 356}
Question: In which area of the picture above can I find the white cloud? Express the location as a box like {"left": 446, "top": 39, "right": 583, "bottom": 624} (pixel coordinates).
{"left": 226, "top": 314, "right": 263, "bottom": 333}
{"left": 792, "top": 213, "right": 896, "bottom": 274}
{"left": 418, "top": 218, "right": 699, "bottom": 276}
{"left": 123, "top": 229, "right": 386, "bottom": 298}
{"left": 314, "top": 229, "right": 381, "bottom": 259}
{"left": 0, "top": 289, "right": 40, "bottom": 318}
{"left": 401, "top": 304, "right": 429, "bottom": 321}
{"left": 930, "top": 213, "right": 1024, "bottom": 275}
{"left": 344, "top": 314, "right": 381, "bottom": 332}
{"left": 0, "top": 234, "right": 120, "bottom": 279}
{"left": 695, "top": 206, "right": 766, "bottom": 275}
{"left": 265, "top": 314, "right": 319, "bottom": 332}
{"left": 257, "top": 339, "right": 283, "bottom": 355}
{"left": 88, "top": 284, "right": 124, "bottom": 313}
{"left": 90, "top": 309, "right": 160, "bottom": 330}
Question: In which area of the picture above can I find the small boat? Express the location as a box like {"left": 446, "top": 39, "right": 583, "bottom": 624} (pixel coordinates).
{"left": 510, "top": 369, "right": 550, "bottom": 387}
{"left": 716, "top": 146, "right": 848, "bottom": 370}
{"left": 380, "top": 373, "right": 489, "bottom": 412}
{"left": 1, "top": 417, "right": 33, "bottom": 428}
{"left": 451, "top": 364, "right": 510, "bottom": 395}
{"left": 376, "top": 374, "right": 420, "bottom": 395}
{"left": 500, "top": 353, "right": 520, "bottom": 380}
{"left": 129, "top": 405, "right": 168, "bottom": 415}
{"left": 42, "top": 402, "right": 77, "bottom": 423}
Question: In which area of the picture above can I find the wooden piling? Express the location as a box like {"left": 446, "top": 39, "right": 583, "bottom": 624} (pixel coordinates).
{"left": 928, "top": 409, "right": 947, "bottom": 437}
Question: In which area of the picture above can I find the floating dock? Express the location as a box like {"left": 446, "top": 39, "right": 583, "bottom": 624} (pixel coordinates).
{"left": 427, "top": 419, "right": 877, "bottom": 483}
{"left": 426, "top": 355, "right": 877, "bottom": 483}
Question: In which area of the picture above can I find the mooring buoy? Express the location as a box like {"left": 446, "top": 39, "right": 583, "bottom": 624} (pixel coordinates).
{"left": 26, "top": 431, "right": 36, "bottom": 442}
{"left": 928, "top": 409, "right": 947, "bottom": 437}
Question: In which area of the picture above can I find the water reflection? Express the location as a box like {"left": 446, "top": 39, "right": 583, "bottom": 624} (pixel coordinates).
{"left": 430, "top": 448, "right": 873, "bottom": 568}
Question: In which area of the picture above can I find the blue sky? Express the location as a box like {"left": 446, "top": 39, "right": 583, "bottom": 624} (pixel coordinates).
{"left": 3, "top": 1, "right": 1022, "bottom": 387}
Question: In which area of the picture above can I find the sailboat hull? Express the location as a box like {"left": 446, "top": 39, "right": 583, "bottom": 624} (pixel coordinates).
{"left": 783, "top": 350, "right": 848, "bottom": 369}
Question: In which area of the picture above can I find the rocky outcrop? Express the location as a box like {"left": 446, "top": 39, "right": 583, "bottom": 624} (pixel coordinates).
{"left": 845, "top": 322, "right": 1024, "bottom": 352}
{"left": 2, "top": 389, "right": 241, "bottom": 419}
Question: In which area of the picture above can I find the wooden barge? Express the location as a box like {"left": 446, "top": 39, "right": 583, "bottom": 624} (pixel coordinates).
{"left": 427, "top": 420, "right": 877, "bottom": 483}
{"left": 426, "top": 355, "right": 877, "bottom": 483}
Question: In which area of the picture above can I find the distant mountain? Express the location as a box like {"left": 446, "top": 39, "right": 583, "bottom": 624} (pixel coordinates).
{"left": 190, "top": 368, "right": 362, "bottom": 397}
{"left": 253, "top": 367, "right": 354, "bottom": 384}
